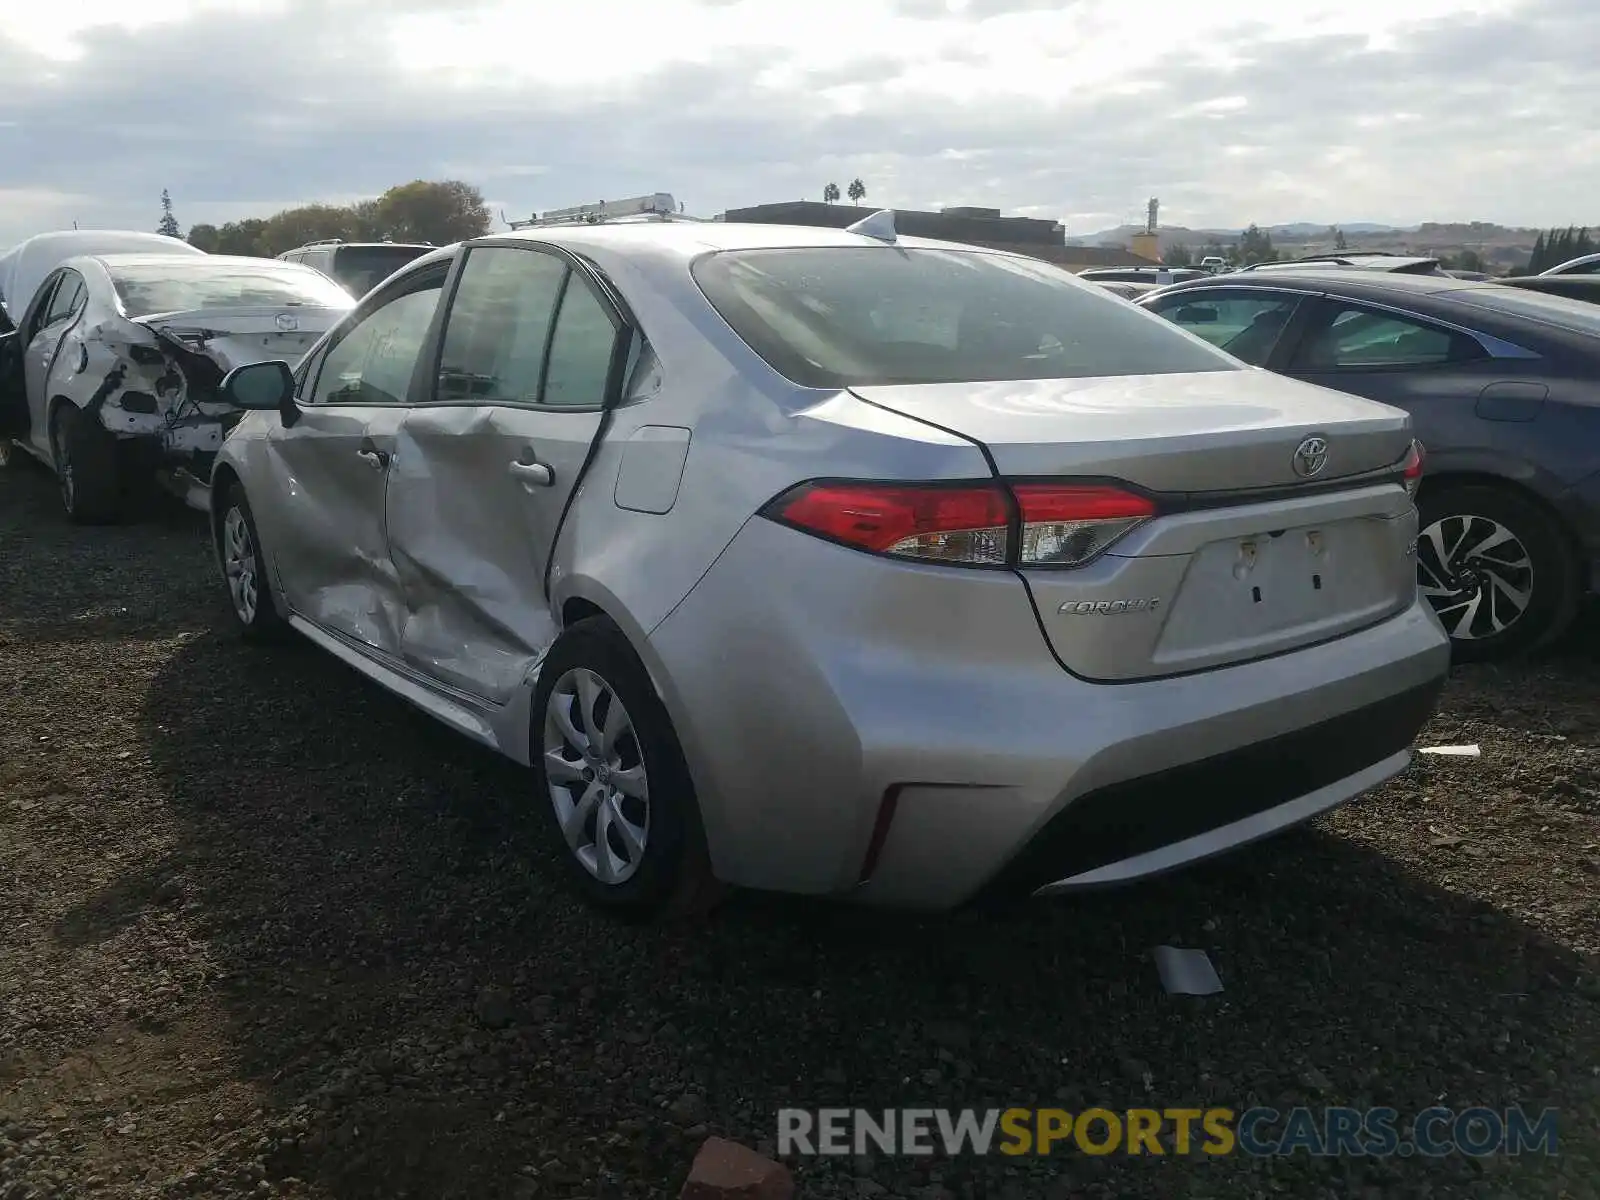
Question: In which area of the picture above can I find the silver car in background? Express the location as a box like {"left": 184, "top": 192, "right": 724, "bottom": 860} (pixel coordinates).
{"left": 209, "top": 218, "right": 1450, "bottom": 916}
{"left": 1, "top": 252, "right": 352, "bottom": 521}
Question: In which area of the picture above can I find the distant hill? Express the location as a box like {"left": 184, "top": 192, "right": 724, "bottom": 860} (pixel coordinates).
{"left": 1068, "top": 220, "right": 1568, "bottom": 273}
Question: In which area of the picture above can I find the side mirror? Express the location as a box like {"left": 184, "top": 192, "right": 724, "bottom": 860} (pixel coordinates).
{"left": 223, "top": 360, "right": 296, "bottom": 418}
{"left": 1173, "top": 305, "right": 1219, "bottom": 324}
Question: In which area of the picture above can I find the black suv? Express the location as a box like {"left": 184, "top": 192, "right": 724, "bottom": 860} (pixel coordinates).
{"left": 276, "top": 239, "right": 434, "bottom": 298}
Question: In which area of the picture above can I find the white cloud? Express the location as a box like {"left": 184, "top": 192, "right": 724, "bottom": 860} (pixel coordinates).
{"left": 0, "top": 0, "right": 1594, "bottom": 244}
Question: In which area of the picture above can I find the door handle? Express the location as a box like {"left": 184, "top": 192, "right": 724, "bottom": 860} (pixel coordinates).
{"left": 357, "top": 448, "right": 390, "bottom": 470}
{"left": 509, "top": 459, "right": 554, "bottom": 487}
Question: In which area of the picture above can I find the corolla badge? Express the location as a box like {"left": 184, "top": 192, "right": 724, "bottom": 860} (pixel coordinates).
{"left": 1292, "top": 434, "right": 1329, "bottom": 478}
{"left": 1059, "top": 597, "right": 1163, "bottom": 615}
{"left": 274, "top": 312, "right": 299, "bottom": 332}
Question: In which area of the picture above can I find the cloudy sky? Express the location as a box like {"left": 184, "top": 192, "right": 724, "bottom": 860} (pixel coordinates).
{"left": 1, "top": 0, "right": 1595, "bottom": 246}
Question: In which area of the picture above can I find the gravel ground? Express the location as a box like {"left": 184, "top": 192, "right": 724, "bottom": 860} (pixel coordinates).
{"left": 2, "top": 456, "right": 1599, "bottom": 1200}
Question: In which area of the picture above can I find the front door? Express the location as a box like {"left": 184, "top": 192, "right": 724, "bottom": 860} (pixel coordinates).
{"left": 385, "top": 242, "right": 623, "bottom": 703}
{"left": 21, "top": 272, "right": 86, "bottom": 455}
{"left": 254, "top": 264, "right": 448, "bottom": 656}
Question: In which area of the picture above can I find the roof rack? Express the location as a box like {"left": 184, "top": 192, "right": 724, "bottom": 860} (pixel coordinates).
{"left": 301, "top": 238, "right": 344, "bottom": 248}
{"left": 508, "top": 192, "right": 709, "bottom": 230}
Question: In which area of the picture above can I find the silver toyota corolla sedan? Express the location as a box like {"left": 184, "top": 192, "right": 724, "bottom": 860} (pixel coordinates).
{"left": 208, "top": 216, "right": 1451, "bottom": 916}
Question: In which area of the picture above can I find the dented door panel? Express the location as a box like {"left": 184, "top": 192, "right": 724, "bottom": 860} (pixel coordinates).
{"left": 258, "top": 405, "right": 410, "bottom": 655}
{"left": 385, "top": 404, "right": 604, "bottom": 702}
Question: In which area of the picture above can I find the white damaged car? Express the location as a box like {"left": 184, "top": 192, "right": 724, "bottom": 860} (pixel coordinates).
{"left": 0, "top": 239, "right": 353, "bottom": 521}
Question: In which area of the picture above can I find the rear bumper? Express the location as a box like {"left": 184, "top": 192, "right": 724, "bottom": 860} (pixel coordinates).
{"left": 1000, "top": 678, "right": 1441, "bottom": 899}
{"left": 644, "top": 518, "right": 1451, "bottom": 911}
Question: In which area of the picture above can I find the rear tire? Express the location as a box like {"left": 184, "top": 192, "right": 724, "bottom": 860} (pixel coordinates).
{"left": 1416, "top": 483, "right": 1579, "bottom": 662}
{"left": 529, "top": 616, "right": 722, "bottom": 920}
{"left": 216, "top": 483, "right": 286, "bottom": 642}
{"left": 50, "top": 404, "right": 122, "bottom": 524}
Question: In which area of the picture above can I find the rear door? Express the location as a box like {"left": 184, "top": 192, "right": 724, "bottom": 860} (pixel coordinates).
{"left": 384, "top": 241, "right": 623, "bottom": 703}
{"left": 1279, "top": 298, "right": 1522, "bottom": 455}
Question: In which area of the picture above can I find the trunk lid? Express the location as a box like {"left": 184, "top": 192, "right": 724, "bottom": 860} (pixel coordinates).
{"left": 850, "top": 369, "right": 1412, "bottom": 493}
{"left": 135, "top": 305, "right": 346, "bottom": 370}
{"left": 850, "top": 371, "right": 1420, "bottom": 681}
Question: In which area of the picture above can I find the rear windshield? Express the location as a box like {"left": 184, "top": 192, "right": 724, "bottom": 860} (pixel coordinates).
{"left": 110, "top": 261, "right": 354, "bottom": 318}
{"left": 691, "top": 247, "right": 1238, "bottom": 388}
{"left": 1451, "top": 286, "right": 1600, "bottom": 336}
{"left": 331, "top": 245, "right": 432, "bottom": 296}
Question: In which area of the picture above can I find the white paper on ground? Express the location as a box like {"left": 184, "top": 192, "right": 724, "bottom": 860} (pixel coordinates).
{"left": 1151, "top": 945, "right": 1223, "bottom": 995}
{"left": 1418, "top": 744, "right": 1482, "bottom": 757}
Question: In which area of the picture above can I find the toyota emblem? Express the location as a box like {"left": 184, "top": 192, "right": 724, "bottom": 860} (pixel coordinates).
{"left": 1292, "top": 435, "right": 1329, "bottom": 478}
{"left": 274, "top": 312, "right": 299, "bottom": 332}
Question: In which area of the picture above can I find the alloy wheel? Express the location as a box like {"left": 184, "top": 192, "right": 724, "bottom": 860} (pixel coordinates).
{"left": 542, "top": 667, "right": 650, "bottom": 885}
{"left": 222, "top": 506, "right": 259, "bottom": 625}
{"left": 1417, "top": 513, "right": 1534, "bottom": 641}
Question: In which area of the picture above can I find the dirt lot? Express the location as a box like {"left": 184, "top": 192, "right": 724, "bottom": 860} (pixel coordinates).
{"left": 2, "top": 458, "right": 1599, "bottom": 1200}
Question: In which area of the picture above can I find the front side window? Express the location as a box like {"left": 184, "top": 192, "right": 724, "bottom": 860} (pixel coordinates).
{"left": 1148, "top": 291, "right": 1302, "bottom": 366}
{"left": 691, "top": 247, "right": 1237, "bottom": 389}
{"left": 311, "top": 281, "right": 444, "bottom": 406}
{"left": 1296, "top": 306, "right": 1485, "bottom": 370}
{"left": 110, "top": 260, "right": 354, "bottom": 317}
{"left": 435, "top": 246, "right": 568, "bottom": 404}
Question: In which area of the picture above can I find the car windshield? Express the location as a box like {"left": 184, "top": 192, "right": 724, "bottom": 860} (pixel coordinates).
{"left": 331, "top": 245, "right": 431, "bottom": 296}
{"left": 691, "top": 247, "right": 1238, "bottom": 388}
{"left": 1452, "top": 286, "right": 1600, "bottom": 336}
{"left": 110, "top": 261, "right": 354, "bottom": 317}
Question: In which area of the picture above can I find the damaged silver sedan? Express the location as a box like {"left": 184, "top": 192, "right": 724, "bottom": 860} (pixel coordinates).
{"left": 0, "top": 252, "right": 352, "bottom": 521}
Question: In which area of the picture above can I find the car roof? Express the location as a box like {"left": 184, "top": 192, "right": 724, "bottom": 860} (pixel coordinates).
{"left": 1161, "top": 268, "right": 1474, "bottom": 298}
{"left": 0, "top": 230, "right": 204, "bottom": 319}
{"left": 91, "top": 252, "right": 318, "bottom": 270}
{"left": 484, "top": 219, "right": 1033, "bottom": 262}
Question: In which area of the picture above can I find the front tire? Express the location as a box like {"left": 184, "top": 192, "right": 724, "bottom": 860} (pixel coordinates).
{"left": 217, "top": 484, "right": 286, "bottom": 641}
{"left": 51, "top": 404, "right": 122, "bottom": 524}
{"left": 530, "top": 616, "right": 720, "bottom": 919}
{"left": 1416, "top": 483, "right": 1579, "bottom": 662}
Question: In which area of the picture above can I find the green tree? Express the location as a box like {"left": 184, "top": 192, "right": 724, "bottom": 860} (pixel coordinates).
{"left": 1165, "top": 242, "right": 1193, "bottom": 267}
{"left": 1236, "top": 223, "right": 1275, "bottom": 265}
{"left": 213, "top": 218, "right": 270, "bottom": 256}
{"left": 1527, "top": 231, "right": 1547, "bottom": 273}
{"left": 186, "top": 223, "right": 220, "bottom": 252}
{"left": 260, "top": 203, "right": 365, "bottom": 255}
{"left": 370, "top": 179, "right": 492, "bottom": 245}
{"left": 822, "top": 182, "right": 841, "bottom": 204}
{"left": 157, "top": 189, "right": 181, "bottom": 238}
{"left": 1333, "top": 226, "right": 1349, "bottom": 251}
{"left": 846, "top": 178, "right": 867, "bottom": 204}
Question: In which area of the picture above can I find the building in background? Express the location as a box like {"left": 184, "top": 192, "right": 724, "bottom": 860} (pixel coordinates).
{"left": 719, "top": 201, "right": 1158, "bottom": 271}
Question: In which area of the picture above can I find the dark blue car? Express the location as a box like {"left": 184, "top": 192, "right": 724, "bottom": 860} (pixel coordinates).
{"left": 1141, "top": 271, "right": 1600, "bottom": 662}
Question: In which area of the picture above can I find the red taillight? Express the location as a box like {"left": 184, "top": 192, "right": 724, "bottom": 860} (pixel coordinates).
{"left": 1399, "top": 439, "right": 1425, "bottom": 498}
{"left": 767, "top": 482, "right": 1010, "bottom": 565}
{"left": 764, "top": 480, "right": 1156, "bottom": 568}
{"left": 1011, "top": 483, "right": 1157, "bottom": 567}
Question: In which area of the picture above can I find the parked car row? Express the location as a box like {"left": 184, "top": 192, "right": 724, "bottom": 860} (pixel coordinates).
{"left": 7, "top": 205, "right": 1592, "bottom": 922}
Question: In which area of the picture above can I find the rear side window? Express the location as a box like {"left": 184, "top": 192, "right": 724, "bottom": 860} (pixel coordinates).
{"left": 1296, "top": 306, "right": 1485, "bottom": 370}
{"left": 691, "top": 247, "right": 1236, "bottom": 388}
